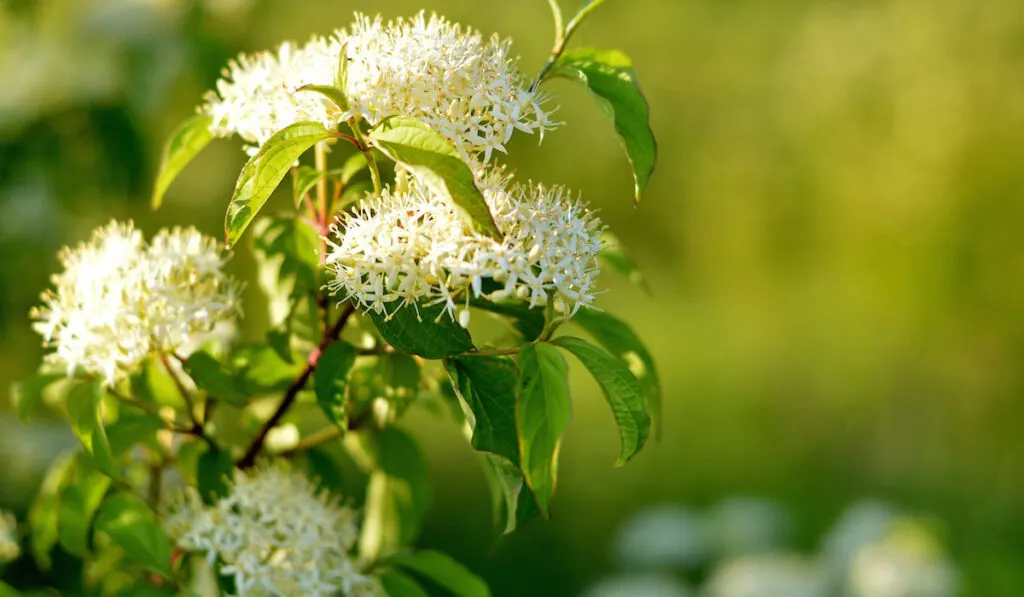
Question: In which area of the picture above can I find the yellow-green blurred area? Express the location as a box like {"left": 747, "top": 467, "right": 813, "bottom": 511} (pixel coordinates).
{"left": 1, "top": 0, "right": 1023, "bottom": 595}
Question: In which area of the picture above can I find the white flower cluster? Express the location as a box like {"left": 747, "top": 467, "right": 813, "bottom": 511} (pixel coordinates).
{"left": 202, "top": 12, "right": 556, "bottom": 159}
{"left": 325, "top": 172, "right": 604, "bottom": 327}
{"left": 31, "top": 221, "right": 241, "bottom": 385}
{"left": 341, "top": 12, "right": 557, "bottom": 161}
{"left": 204, "top": 36, "right": 343, "bottom": 152}
{"left": 0, "top": 509, "right": 18, "bottom": 564}
{"left": 164, "top": 463, "right": 381, "bottom": 597}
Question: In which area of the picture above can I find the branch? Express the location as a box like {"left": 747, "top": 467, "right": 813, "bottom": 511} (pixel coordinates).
{"left": 238, "top": 302, "right": 356, "bottom": 468}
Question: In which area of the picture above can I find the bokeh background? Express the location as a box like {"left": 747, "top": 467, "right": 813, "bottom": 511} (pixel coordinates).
{"left": 1, "top": 0, "right": 1023, "bottom": 595}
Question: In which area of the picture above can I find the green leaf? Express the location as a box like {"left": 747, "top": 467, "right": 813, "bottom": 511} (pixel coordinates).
{"left": 599, "top": 231, "right": 650, "bottom": 294}
{"left": 572, "top": 309, "right": 661, "bottom": 437}
{"left": 389, "top": 550, "right": 491, "bottom": 597}
{"left": 347, "top": 353, "right": 421, "bottom": 416}
{"left": 304, "top": 448, "right": 346, "bottom": 494}
{"left": 231, "top": 344, "right": 305, "bottom": 394}
{"left": 368, "top": 301, "right": 474, "bottom": 359}
{"left": 359, "top": 428, "right": 430, "bottom": 559}
{"left": 29, "top": 451, "right": 76, "bottom": 569}
{"left": 314, "top": 342, "right": 358, "bottom": 431}
{"left": 446, "top": 356, "right": 541, "bottom": 533}
{"left": 515, "top": 343, "right": 572, "bottom": 518}
{"left": 551, "top": 336, "right": 650, "bottom": 464}
{"left": 152, "top": 114, "right": 214, "bottom": 209}
{"left": 380, "top": 569, "right": 430, "bottom": 597}
{"left": 297, "top": 84, "right": 348, "bottom": 111}
{"left": 225, "top": 121, "right": 334, "bottom": 246}
{"left": 367, "top": 116, "right": 500, "bottom": 238}
{"left": 57, "top": 455, "right": 111, "bottom": 557}
{"left": 443, "top": 357, "right": 520, "bottom": 466}
{"left": 480, "top": 454, "right": 540, "bottom": 535}
{"left": 0, "top": 581, "right": 20, "bottom": 597}
{"left": 337, "top": 151, "right": 370, "bottom": 185}
{"left": 66, "top": 380, "right": 118, "bottom": 478}
{"left": 95, "top": 493, "right": 172, "bottom": 578}
{"left": 550, "top": 49, "right": 657, "bottom": 204}
{"left": 291, "top": 165, "right": 328, "bottom": 209}
{"left": 183, "top": 350, "right": 249, "bottom": 406}
{"left": 252, "top": 216, "right": 321, "bottom": 354}
{"left": 106, "top": 412, "right": 164, "bottom": 459}
{"left": 197, "top": 447, "right": 234, "bottom": 505}
{"left": 11, "top": 373, "right": 63, "bottom": 423}
{"left": 471, "top": 300, "right": 545, "bottom": 342}
{"left": 130, "top": 359, "right": 181, "bottom": 407}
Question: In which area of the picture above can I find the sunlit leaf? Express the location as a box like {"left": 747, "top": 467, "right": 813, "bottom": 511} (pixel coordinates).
{"left": 550, "top": 49, "right": 656, "bottom": 204}
{"left": 95, "top": 493, "right": 172, "bottom": 578}
{"left": 388, "top": 550, "right": 491, "bottom": 597}
{"left": 292, "top": 165, "right": 328, "bottom": 209}
{"left": 552, "top": 336, "right": 650, "bottom": 464}
{"left": 57, "top": 455, "right": 111, "bottom": 557}
{"left": 515, "top": 343, "right": 571, "bottom": 517}
{"left": 183, "top": 351, "right": 249, "bottom": 406}
{"left": 359, "top": 428, "right": 430, "bottom": 559}
{"left": 225, "top": 122, "right": 334, "bottom": 246}
{"left": 11, "top": 372, "right": 62, "bottom": 423}
{"left": 152, "top": 114, "right": 214, "bottom": 209}
{"left": 572, "top": 309, "right": 661, "bottom": 437}
{"left": 66, "top": 380, "right": 118, "bottom": 478}
{"left": 368, "top": 116, "right": 500, "bottom": 238}
{"left": 379, "top": 569, "right": 429, "bottom": 597}
{"left": 29, "top": 451, "right": 76, "bottom": 569}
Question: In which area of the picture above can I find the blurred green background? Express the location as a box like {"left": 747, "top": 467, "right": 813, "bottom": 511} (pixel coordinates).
{"left": 2, "top": 0, "right": 1023, "bottom": 595}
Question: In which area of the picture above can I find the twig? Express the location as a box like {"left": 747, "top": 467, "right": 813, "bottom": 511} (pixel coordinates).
{"left": 238, "top": 302, "right": 356, "bottom": 468}
{"left": 161, "top": 354, "right": 198, "bottom": 425}
{"left": 531, "top": 0, "right": 606, "bottom": 91}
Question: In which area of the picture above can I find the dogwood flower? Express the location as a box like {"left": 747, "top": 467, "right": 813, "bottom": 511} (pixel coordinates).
{"left": 31, "top": 221, "right": 241, "bottom": 385}
{"left": 164, "top": 463, "right": 382, "bottom": 597}
{"left": 341, "top": 12, "right": 558, "bottom": 161}
{"left": 203, "top": 36, "right": 344, "bottom": 152}
{"left": 325, "top": 171, "right": 603, "bottom": 326}
{"left": 201, "top": 12, "right": 557, "bottom": 159}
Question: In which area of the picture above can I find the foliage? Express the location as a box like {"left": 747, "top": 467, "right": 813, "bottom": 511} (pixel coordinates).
{"left": 7, "top": 2, "right": 658, "bottom": 596}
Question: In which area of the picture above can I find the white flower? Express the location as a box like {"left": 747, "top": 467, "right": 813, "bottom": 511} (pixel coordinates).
{"left": 31, "top": 221, "right": 241, "bottom": 385}
{"left": 847, "top": 523, "right": 959, "bottom": 597}
{"left": 201, "top": 13, "right": 557, "bottom": 159}
{"left": 0, "top": 509, "right": 19, "bottom": 564}
{"left": 164, "top": 463, "right": 382, "bottom": 597}
{"left": 203, "top": 36, "right": 344, "bottom": 152}
{"left": 341, "top": 12, "right": 558, "bottom": 161}
{"left": 703, "top": 553, "right": 828, "bottom": 597}
{"left": 324, "top": 171, "right": 604, "bottom": 327}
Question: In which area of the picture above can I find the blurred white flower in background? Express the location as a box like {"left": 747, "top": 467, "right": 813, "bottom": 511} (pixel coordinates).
{"left": 583, "top": 573, "right": 693, "bottom": 597}
{"left": 703, "top": 497, "right": 791, "bottom": 559}
{"left": 31, "top": 221, "right": 242, "bottom": 385}
{"left": 326, "top": 171, "right": 603, "bottom": 326}
{"left": 613, "top": 505, "right": 708, "bottom": 570}
{"left": 0, "top": 509, "right": 19, "bottom": 564}
{"left": 164, "top": 462, "right": 383, "bottom": 597}
{"left": 702, "top": 553, "right": 828, "bottom": 597}
{"left": 847, "top": 521, "right": 959, "bottom": 597}
{"left": 821, "top": 500, "right": 897, "bottom": 579}
{"left": 587, "top": 498, "right": 961, "bottom": 597}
